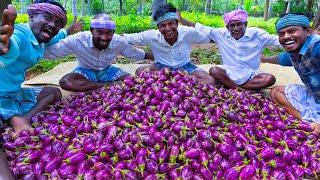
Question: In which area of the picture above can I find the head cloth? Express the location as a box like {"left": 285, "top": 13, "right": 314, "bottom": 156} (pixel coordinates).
{"left": 27, "top": 3, "right": 67, "bottom": 27}
{"left": 155, "top": 12, "right": 177, "bottom": 25}
{"left": 223, "top": 9, "right": 248, "bottom": 26}
{"left": 90, "top": 19, "right": 116, "bottom": 30}
{"left": 275, "top": 13, "right": 310, "bottom": 32}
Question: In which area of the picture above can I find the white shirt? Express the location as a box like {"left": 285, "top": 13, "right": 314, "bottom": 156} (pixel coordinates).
{"left": 123, "top": 25, "right": 210, "bottom": 68}
{"left": 195, "top": 23, "right": 282, "bottom": 70}
{"left": 45, "top": 31, "right": 145, "bottom": 71}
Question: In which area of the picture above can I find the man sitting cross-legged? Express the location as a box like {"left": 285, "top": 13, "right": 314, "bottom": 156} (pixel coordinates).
{"left": 123, "top": 4, "right": 215, "bottom": 84}
{"left": 178, "top": 9, "right": 283, "bottom": 90}
{"left": 261, "top": 13, "right": 320, "bottom": 133}
{"left": 45, "top": 13, "right": 153, "bottom": 92}
{"left": 0, "top": 0, "right": 78, "bottom": 134}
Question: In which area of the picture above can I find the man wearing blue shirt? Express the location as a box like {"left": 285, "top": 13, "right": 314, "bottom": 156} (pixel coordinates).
{"left": 0, "top": 0, "right": 70, "bottom": 134}
{"left": 262, "top": 13, "right": 320, "bottom": 133}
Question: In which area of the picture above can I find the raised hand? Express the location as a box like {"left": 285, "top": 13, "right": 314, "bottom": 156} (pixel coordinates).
{"left": 66, "top": 17, "right": 84, "bottom": 35}
{"left": 0, "top": 5, "right": 17, "bottom": 55}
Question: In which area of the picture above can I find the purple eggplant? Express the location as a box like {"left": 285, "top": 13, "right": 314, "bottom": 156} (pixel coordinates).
{"left": 200, "top": 166, "right": 213, "bottom": 180}
{"left": 169, "top": 145, "right": 179, "bottom": 164}
{"left": 51, "top": 140, "right": 65, "bottom": 156}
{"left": 158, "top": 149, "right": 169, "bottom": 163}
{"left": 169, "top": 168, "right": 180, "bottom": 179}
{"left": 216, "top": 143, "right": 234, "bottom": 157}
{"left": 45, "top": 156, "right": 62, "bottom": 173}
{"left": 33, "top": 161, "right": 45, "bottom": 176}
{"left": 4, "top": 142, "right": 16, "bottom": 151}
{"left": 224, "top": 167, "right": 240, "bottom": 180}
{"left": 260, "top": 146, "right": 276, "bottom": 159}
{"left": 229, "top": 151, "right": 242, "bottom": 163}
{"left": 270, "top": 170, "right": 285, "bottom": 180}
{"left": 185, "top": 148, "right": 200, "bottom": 159}
{"left": 64, "top": 152, "right": 87, "bottom": 165}
{"left": 199, "top": 150, "right": 209, "bottom": 167}
{"left": 239, "top": 165, "right": 256, "bottom": 180}
{"left": 246, "top": 145, "right": 257, "bottom": 157}
{"left": 146, "top": 160, "right": 158, "bottom": 174}
{"left": 181, "top": 165, "right": 193, "bottom": 180}
{"left": 95, "top": 170, "right": 112, "bottom": 180}
{"left": 58, "top": 164, "right": 76, "bottom": 178}
{"left": 83, "top": 143, "right": 96, "bottom": 154}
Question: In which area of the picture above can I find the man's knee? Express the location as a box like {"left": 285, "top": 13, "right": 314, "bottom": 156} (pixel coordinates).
{"left": 46, "top": 87, "right": 62, "bottom": 101}
{"left": 205, "top": 74, "right": 215, "bottom": 85}
{"left": 59, "top": 75, "right": 76, "bottom": 91}
{"left": 270, "top": 86, "right": 283, "bottom": 101}
{"left": 264, "top": 74, "right": 276, "bottom": 86}
{"left": 191, "top": 70, "right": 215, "bottom": 85}
{"left": 209, "top": 66, "right": 224, "bottom": 78}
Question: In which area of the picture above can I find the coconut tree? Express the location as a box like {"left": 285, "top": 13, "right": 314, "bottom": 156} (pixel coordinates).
{"left": 285, "top": 0, "right": 291, "bottom": 13}
{"left": 137, "top": 0, "right": 144, "bottom": 15}
{"left": 205, "top": 0, "right": 211, "bottom": 14}
{"left": 72, "top": 0, "right": 78, "bottom": 20}
{"left": 306, "top": 0, "right": 314, "bottom": 12}
{"left": 63, "top": 0, "right": 68, "bottom": 9}
{"left": 119, "top": 0, "right": 123, "bottom": 15}
{"left": 81, "top": 0, "right": 86, "bottom": 16}
{"left": 263, "top": 0, "right": 270, "bottom": 21}
{"left": 313, "top": 3, "right": 320, "bottom": 30}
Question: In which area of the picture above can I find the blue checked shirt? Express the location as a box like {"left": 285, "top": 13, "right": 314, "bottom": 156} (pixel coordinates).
{"left": 0, "top": 24, "right": 67, "bottom": 93}
{"left": 278, "top": 34, "right": 320, "bottom": 103}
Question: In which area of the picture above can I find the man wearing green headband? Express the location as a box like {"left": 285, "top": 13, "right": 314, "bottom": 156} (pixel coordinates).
{"left": 123, "top": 4, "right": 214, "bottom": 84}
{"left": 262, "top": 13, "right": 320, "bottom": 133}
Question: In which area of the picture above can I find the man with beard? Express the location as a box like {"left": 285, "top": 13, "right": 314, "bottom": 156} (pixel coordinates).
{"left": 0, "top": 0, "right": 78, "bottom": 134}
{"left": 178, "top": 9, "right": 283, "bottom": 90}
{"left": 123, "top": 4, "right": 215, "bottom": 84}
{"left": 45, "top": 13, "right": 153, "bottom": 92}
{"left": 261, "top": 13, "right": 320, "bottom": 133}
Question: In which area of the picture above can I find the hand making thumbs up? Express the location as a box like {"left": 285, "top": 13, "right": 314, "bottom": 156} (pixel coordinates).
{"left": 0, "top": 5, "right": 17, "bottom": 55}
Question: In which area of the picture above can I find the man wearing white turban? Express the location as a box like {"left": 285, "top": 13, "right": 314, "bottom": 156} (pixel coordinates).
{"left": 178, "top": 9, "right": 283, "bottom": 90}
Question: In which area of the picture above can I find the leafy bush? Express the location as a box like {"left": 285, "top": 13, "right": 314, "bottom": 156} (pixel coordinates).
{"left": 249, "top": 5, "right": 264, "bottom": 17}
{"left": 91, "top": 0, "right": 103, "bottom": 14}
{"left": 15, "top": 12, "right": 278, "bottom": 34}
{"left": 15, "top": 12, "right": 280, "bottom": 75}
{"left": 114, "top": 15, "right": 155, "bottom": 33}
{"left": 16, "top": 14, "right": 29, "bottom": 23}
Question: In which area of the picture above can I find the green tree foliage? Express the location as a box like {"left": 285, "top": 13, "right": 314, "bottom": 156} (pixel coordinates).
{"left": 91, "top": 0, "right": 103, "bottom": 14}
{"left": 9, "top": 0, "right": 318, "bottom": 19}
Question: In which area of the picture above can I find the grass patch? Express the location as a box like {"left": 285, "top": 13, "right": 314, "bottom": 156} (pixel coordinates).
{"left": 26, "top": 55, "right": 76, "bottom": 79}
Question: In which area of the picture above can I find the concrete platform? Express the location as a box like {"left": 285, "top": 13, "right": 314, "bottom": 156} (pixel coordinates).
{"left": 24, "top": 61, "right": 303, "bottom": 86}
{"left": 23, "top": 62, "right": 303, "bottom": 98}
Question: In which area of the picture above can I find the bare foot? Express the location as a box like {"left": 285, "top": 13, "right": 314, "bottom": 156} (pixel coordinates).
{"left": 311, "top": 123, "right": 320, "bottom": 134}
{"left": 10, "top": 116, "right": 34, "bottom": 134}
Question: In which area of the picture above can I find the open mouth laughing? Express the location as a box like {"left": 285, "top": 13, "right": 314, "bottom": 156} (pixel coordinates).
{"left": 41, "top": 26, "right": 54, "bottom": 40}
